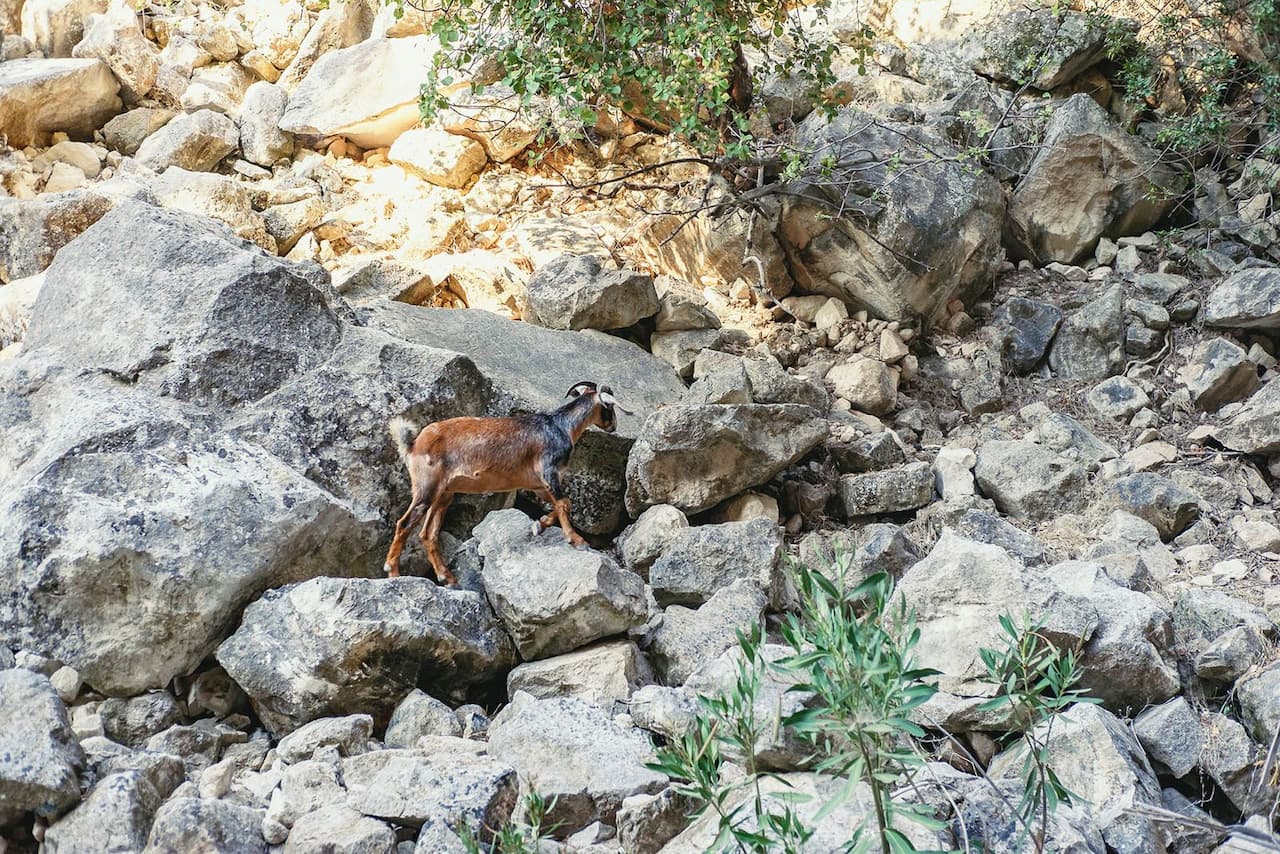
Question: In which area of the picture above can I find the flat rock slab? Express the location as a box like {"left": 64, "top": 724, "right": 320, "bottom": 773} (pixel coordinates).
{"left": 625, "top": 404, "right": 828, "bottom": 515}
{"left": 363, "top": 301, "right": 685, "bottom": 440}
{"left": 487, "top": 693, "right": 666, "bottom": 837}
{"left": 1204, "top": 267, "right": 1280, "bottom": 330}
{"left": 343, "top": 747, "right": 517, "bottom": 830}
{"left": 0, "top": 669, "right": 84, "bottom": 824}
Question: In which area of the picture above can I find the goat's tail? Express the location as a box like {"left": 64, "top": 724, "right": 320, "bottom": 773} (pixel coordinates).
{"left": 388, "top": 416, "right": 420, "bottom": 462}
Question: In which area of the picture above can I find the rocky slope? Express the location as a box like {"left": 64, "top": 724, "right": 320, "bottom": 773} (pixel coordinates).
{"left": 1, "top": 0, "right": 1279, "bottom": 852}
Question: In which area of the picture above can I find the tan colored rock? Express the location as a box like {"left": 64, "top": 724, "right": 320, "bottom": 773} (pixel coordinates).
{"left": 239, "top": 49, "right": 280, "bottom": 82}
{"left": 279, "top": 36, "right": 435, "bottom": 148}
{"left": 714, "top": 492, "right": 780, "bottom": 524}
{"left": 0, "top": 58, "right": 121, "bottom": 147}
{"left": 134, "top": 109, "right": 238, "bottom": 172}
{"left": 151, "top": 167, "right": 275, "bottom": 252}
{"left": 32, "top": 140, "right": 100, "bottom": 177}
{"left": 826, "top": 356, "right": 897, "bottom": 415}
{"left": 181, "top": 61, "right": 253, "bottom": 114}
{"left": 389, "top": 126, "right": 487, "bottom": 189}
{"left": 20, "top": 0, "right": 105, "bottom": 56}
{"left": 102, "top": 107, "right": 173, "bottom": 155}
{"left": 879, "top": 328, "right": 909, "bottom": 363}
{"left": 237, "top": 81, "right": 293, "bottom": 166}
{"left": 70, "top": 6, "right": 160, "bottom": 103}
{"left": 275, "top": 0, "right": 373, "bottom": 92}
{"left": 41, "top": 160, "right": 85, "bottom": 193}
{"left": 1008, "top": 95, "right": 1183, "bottom": 264}
{"left": 441, "top": 86, "right": 540, "bottom": 163}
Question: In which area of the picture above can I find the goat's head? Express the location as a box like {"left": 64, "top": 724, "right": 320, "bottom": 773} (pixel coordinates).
{"left": 565, "top": 381, "right": 631, "bottom": 434}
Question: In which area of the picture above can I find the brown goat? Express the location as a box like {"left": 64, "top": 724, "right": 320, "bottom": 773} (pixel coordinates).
{"left": 384, "top": 381, "right": 627, "bottom": 585}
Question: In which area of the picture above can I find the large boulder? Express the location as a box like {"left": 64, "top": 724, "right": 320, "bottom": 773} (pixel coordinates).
{"left": 967, "top": 9, "right": 1108, "bottom": 89}
{"left": 473, "top": 509, "right": 650, "bottom": 660}
{"left": 895, "top": 533, "right": 1097, "bottom": 730}
{"left": 989, "top": 704, "right": 1163, "bottom": 854}
{"left": 487, "top": 693, "right": 667, "bottom": 836}
{"left": 0, "top": 203, "right": 496, "bottom": 695}
{"left": 780, "top": 106, "right": 1005, "bottom": 323}
{"left": 523, "top": 255, "right": 659, "bottom": 331}
{"left": 0, "top": 58, "right": 121, "bottom": 147}
{"left": 1217, "top": 376, "right": 1280, "bottom": 455}
{"left": 19, "top": 0, "right": 104, "bottom": 56}
{"left": 1204, "top": 267, "right": 1280, "bottom": 330}
{"left": 649, "top": 518, "right": 784, "bottom": 608}
{"left": 70, "top": 6, "right": 160, "bottom": 103}
{"left": 625, "top": 404, "right": 828, "bottom": 515}
{"left": 0, "top": 188, "right": 117, "bottom": 282}
{"left": 974, "top": 440, "right": 1088, "bottom": 521}
{"left": 1007, "top": 95, "right": 1182, "bottom": 264}
{"left": 0, "top": 669, "right": 84, "bottom": 824}
{"left": 279, "top": 36, "right": 434, "bottom": 148}
{"left": 216, "top": 577, "right": 517, "bottom": 735}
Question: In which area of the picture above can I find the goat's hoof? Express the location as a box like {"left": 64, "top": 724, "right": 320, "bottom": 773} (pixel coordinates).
{"left": 530, "top": 520, "right": 541, "bottom": 536}
{"left": 383, "top": 562, "right": 400, "bottom": 578}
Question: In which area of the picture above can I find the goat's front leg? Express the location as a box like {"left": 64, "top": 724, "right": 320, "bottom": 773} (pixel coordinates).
{"left": 533, "top": 488, "right": 558, "bottom": 534}
{"left": 541, "top": 469, "right": 586, "bottom": 547}
{"left": 420, "top": 493, "right": 458, "bottom": 586}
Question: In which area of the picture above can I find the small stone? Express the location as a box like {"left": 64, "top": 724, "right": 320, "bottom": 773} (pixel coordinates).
{"left": 1087, "top": 376, "right": 1151, "bottom": 420}
{"left": 812, "top": 297, "right": 848, "bottom": 330}
{"left": 1178, "top": 337, "right": 1260, "bottom": 412}
{"left": 385, "top": 690, "right": 462, "bottom": 747}
{"left": 1114, "top": 243, "right": 1141, "bottom": 272}
{"left": 932, "top": 446, "right": 976, "bottom": 500}
{"left": 838, "top": 461, "right": 935, "bottom": 517}
{"left": 1122, "top": 441, "right": 1177, "bottom": 472}
{"left": 48, "top": 665, "right": 82, "bottom": 703}
{"left": 825, "top": 357, "right": 897, "bottom": 415}
{"left": 1229, "top": 514, "right": 1280, "bottom": 552}
{"left": 1133, "top": 697, "right": 1202, "bottom": 777}
{"left": 1127, "top": 298, "right": 1169, "bottom": 330}
{"left": 879, "top": 328, "right": 909, "bottom": 363}
{"left": 1107, "top": 473, "right": 1200, "bottom": 540}
{"left": 1194, "top": 625, "right": 1265, "bottom": 682}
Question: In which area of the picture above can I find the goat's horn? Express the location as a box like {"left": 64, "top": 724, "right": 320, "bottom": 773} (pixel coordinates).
{"left": 599, "top": 389, "right": 633, "bottom": 414}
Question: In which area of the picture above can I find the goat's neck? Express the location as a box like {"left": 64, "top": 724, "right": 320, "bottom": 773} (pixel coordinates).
{"left": 553, "top": 395, "right": 598, "bottom": 443}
